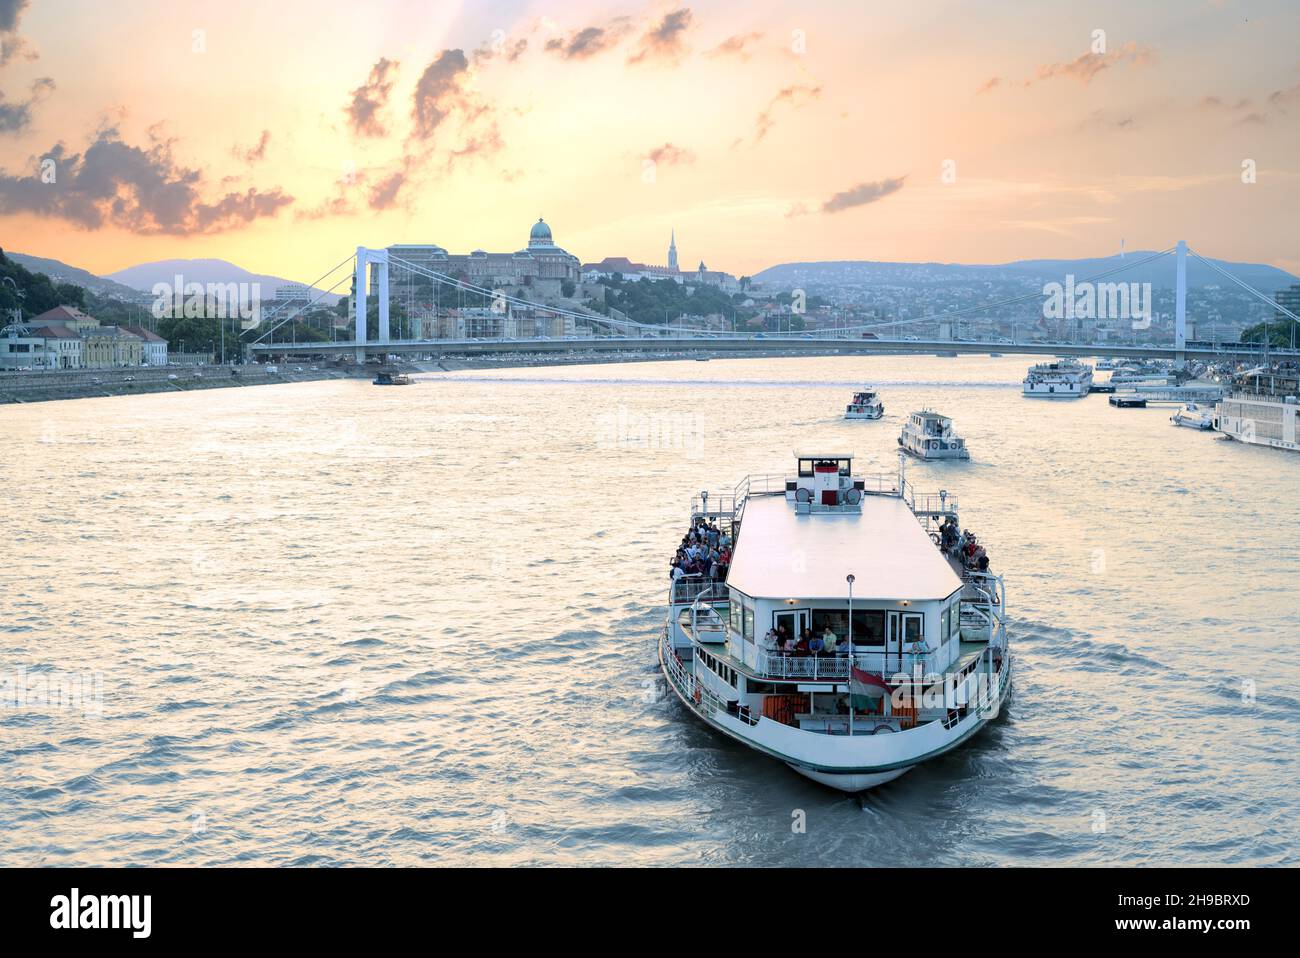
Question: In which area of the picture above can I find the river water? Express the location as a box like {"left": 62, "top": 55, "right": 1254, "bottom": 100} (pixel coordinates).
{"left": 1, "top": 355, "right": 1296, "bottom": 866}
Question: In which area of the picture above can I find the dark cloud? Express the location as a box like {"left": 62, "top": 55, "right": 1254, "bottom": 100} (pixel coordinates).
{"left": 628, "top": 8, "right": 692, "bottom": 65}
{"left": 546, "top": 26, "right": 617, "bottom": 60}
{"left": 819, "top": 176, "right": 906, "bottom": 214}
{"left": 368, "top": 171, "right": 404, "bottom": 210}
{"left": 0, "top": 127, "right": 293, "bottom": 233}
{"left": 981, "top": 43, "right": 1155, "bottom": 94}
{"left": 0, "top": 0, "right": 28, "bottom": 32}
{"left": 412, "top": 49, "right": 471, "bottom": 140}
{"left": 1198, "top": 95, "right": 1252, "bottom": 111}
{"left": 708, "top": 31, "right": 763, "bottom": 60}
{"left": 0, "top": 75, "right": 52, "bottom": 134}
{"left": 752, "top": 83, "right": 821, "bottom": 143}
{"left": 0, "top": 0, "right": 33, "bottom": 66}
{"left": 347, "top": 57, "right": 399, "bottom": 138}
{"left": 235, "top": 129, "right": 270, "bottom": 164}
{"left": 476, "top": 36, "right": 527, "bottom": 64}
{"left": 646, "top": 142, "right": 693, "bottom": 166}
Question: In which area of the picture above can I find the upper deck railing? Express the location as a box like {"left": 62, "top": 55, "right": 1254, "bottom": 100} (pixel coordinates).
{"left": 690, "top": 472, "right": 958, "bottom": 523}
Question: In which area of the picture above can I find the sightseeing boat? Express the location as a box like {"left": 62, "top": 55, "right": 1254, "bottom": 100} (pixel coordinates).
{"left": 373, "top": 371, "right": 413, "bottom": 386}
{"left": 898, "top": 410, "right": 970, "bottom": 460}
{"left": 1021, "top": 359, "right": 1093, "bottom": 398}
{"left": 844, "top": 389, "right": 884, "bottom": 420}
{"left": 659, "top": 453, "right": 1010, "bottom": 792}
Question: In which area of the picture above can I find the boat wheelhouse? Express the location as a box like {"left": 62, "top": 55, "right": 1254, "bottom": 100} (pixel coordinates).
{"left": 1022, "top": 359, "right": 1093, "bottom": 398}
{"left": 659, "top": 453, "right": 1010, "bottom": 792}
{"left": 844, "top": 389, "right": 884, "bottom": 420}
{"left": 898, "top": 410, "right": 970, "bottom": 460}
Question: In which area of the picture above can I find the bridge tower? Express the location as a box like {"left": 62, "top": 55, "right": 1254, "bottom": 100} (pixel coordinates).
{"left": 352, "top": 247, "right": 391, "bottom": 363}
{"left": 1174, "top": 239, "right": 1187, "bottom": 370}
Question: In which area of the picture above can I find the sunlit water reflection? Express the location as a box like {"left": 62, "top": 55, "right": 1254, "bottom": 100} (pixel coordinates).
{"left": 1, "top": 355, "right": 1296, "bottom": 865}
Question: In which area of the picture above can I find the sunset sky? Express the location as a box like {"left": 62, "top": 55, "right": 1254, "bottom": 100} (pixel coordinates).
{"left": 1, "top": 0, "right": 1298, "bottom": 284}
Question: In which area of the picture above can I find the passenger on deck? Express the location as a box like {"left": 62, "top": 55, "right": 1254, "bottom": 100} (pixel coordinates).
{"left": 763, "top": 628, "right": 779, "bottom": 652}
{"left": 798, "top": 629, "right": 813, "bottom": 653}
{"left": 822, "top": 627, "right": 839, "bottom": 655}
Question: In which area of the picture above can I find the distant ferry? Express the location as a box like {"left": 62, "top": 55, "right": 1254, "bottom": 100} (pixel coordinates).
{"left": 899, "top": 410, "right": 970, "bottom": 460}
{"left": 659, "top": 453, "right": 1010, "bottom": 791}
{"left": 1022, "top": 359, "right": 1093, "bottom": 398}
{"left": 844, "top": 389, "right": 884, "bottom": 420}
{"left": 1215, "top": 367, "right": 1300, "bottom": 452}
{"left": 373, "top": 371, "right": 413, "bottom": 386}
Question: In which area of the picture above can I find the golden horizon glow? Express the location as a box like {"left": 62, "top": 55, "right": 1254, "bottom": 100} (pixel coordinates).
{"left": 2, "top": 0, "right": 1298, "bottom": 283}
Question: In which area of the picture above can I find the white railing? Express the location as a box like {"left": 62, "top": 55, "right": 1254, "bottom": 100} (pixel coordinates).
{"left": 758, "top": 652, "right": 853, "bottom": 680}
{"left": 670, "top": 575, "right": 725, "bottom": 606}
{"left": 660, "top": 629, "right": 736, "bottom": 720}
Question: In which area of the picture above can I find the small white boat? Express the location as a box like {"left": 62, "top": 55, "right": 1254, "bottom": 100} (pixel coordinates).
{"left": 1170, "top": 402, "right": 1214, "bottom": 430}
{"left": 844, "top": 389, "right": 884, "bottom": 420}
{"left": 899, "top": 410, "right": 970, "bottom": 460}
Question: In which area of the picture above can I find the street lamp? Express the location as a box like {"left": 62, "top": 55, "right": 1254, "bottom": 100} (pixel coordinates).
{"left": 846, "top": 573, "right": 856, "bottom": 737}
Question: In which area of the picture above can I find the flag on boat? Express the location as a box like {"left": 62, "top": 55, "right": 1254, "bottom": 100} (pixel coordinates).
{"left": 851, "top": 666, "right": 890, "bottom": 712}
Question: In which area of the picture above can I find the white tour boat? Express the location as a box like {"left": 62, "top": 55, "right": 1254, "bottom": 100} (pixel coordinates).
{"left": 844, "top": 389, "right": 884, "bottom": 420}
{"left": 1021, "top": 359, "right": 1094, "bottom": 398}
{"left": 1170, "top": 402, "right": 1214, "bottom": 430}
{"left": 898, "top": 410, "right": 970, "bottom": 460}
{"left": 660, "top": 453, "right": 1010, "bottom": 792}
{"left": 1214, "top": 367, "right": 1300, "bottom": 452}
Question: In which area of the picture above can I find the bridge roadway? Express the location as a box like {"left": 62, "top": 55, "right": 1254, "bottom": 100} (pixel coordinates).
{"left": 249, "top": 335, "right": 1298, "bottom": 363}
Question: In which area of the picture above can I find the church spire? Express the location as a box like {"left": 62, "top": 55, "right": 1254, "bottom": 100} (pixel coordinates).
{"left": 668, "top": 229, "right": 678, "bottom": 272}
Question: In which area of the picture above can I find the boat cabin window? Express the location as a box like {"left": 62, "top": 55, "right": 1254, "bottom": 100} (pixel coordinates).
{"left": 903, "top": 612, "right": 924, "bottom": 643}
{"left": 797, "top": 457, "right": 851, "bottom": 478}
{"left": 809, "top": 609, "right": 886, "bottom": 646}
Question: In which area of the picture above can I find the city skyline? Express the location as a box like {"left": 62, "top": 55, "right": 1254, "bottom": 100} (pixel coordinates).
{"left": 1, "top": 0, "right": 1298, "bottom": 285}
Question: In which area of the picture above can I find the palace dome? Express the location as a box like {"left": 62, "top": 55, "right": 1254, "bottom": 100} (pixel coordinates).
{"left": 529, "top": 217, "right": 552, "bottom": 242}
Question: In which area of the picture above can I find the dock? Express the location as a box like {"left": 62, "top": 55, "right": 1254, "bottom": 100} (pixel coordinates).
{"left": 1109, "top": 383, "right": 1225, "bottom": 408}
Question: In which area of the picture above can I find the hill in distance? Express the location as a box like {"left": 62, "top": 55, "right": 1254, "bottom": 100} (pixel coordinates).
{"left": 107, "top": 258, "right": 342, "bottom": 305}
{"left": 754, "top": 252, "right": 1299, "bottom": 292}
{"left": 6, "top": 252, "right": 143, "bottom": 301}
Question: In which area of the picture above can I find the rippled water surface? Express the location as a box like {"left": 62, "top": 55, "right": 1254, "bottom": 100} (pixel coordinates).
{"left": 2, "top": 355, "right": 1297, "bottom": 866}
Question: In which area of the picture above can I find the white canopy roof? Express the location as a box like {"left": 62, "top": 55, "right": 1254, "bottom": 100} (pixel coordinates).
{"left": 726, "top": 494, "right": 962, "bottom": 602}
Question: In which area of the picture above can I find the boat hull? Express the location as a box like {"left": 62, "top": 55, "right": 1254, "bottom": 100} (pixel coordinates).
{"left": 845, "top": 409, "right": 883, "bottom": 420}
{"left": 658, "top": 631, "right": 1011, "bottom": 793}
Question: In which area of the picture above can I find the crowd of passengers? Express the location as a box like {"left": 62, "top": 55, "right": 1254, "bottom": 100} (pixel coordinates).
{"left": 938, "top": 516, "right": 991, "bottom": 572}
{"left": 760, "top": 625, "right": 848, "bottom": 657}
{"left": 669, "top": 517, "right": 732, "bottom": 582}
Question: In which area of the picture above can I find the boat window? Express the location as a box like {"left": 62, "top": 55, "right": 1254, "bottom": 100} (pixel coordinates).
{"left": 941, "top": 607, "right": 950, "bottom": 644}
{"left": 903, "top": 612, "right": 924, "bottom": 643}
{"left": 852, "top": 609, "right": 885, "bottom": 646}
{"left": 949, "top": 603, "right": 960, "bottom": 641}
{"left": 797, "top": 459, "right": 814, "bottom": 477}
{"left": 743, "top": 606, "right": 754, "bottom": 641}
{"left": 730, "top": 599, "right": 742, "bottom": 636}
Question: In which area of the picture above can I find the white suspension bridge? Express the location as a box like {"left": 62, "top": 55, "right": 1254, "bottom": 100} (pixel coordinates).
{"left": 245, "top": 241, "right": 1300, "bottom": 365}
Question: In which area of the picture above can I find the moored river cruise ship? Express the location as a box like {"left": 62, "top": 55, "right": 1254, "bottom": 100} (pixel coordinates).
{"left": 1022, "top": 359, "right": 1094, "bottom": 398}
{"left": 659, "top": 453, "right": 1011, "bottom": 792}
{"left": 1214, "top": 367, "right": 1300, "bottom": 452}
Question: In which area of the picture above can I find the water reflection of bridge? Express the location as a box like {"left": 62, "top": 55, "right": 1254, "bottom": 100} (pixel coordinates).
{"left": 245, "top": 241, "right": 1300, "bottom": 365}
